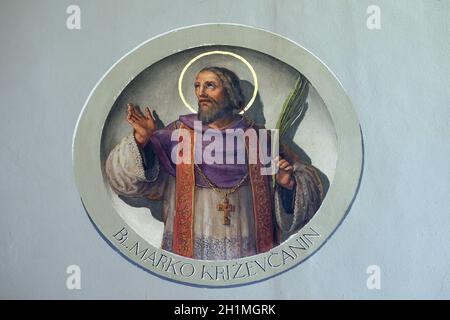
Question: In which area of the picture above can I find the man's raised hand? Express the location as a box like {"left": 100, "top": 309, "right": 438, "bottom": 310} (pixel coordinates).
{"left": 126, "top": 103, "right": 156, "bottom": 148}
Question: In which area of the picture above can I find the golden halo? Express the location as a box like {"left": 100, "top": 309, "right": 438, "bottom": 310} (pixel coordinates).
{"left": 178, "top": 50, "right": 258, "bottom": 114}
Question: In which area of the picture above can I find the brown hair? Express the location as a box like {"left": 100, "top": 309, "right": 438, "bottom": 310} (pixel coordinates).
{"left": 198, "top": 67, "right": 245, "bottom": 111}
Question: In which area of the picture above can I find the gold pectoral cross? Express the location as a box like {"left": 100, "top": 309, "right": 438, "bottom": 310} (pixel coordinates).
{"left": 217, "top": 195, "right": 235, "bottom": 225}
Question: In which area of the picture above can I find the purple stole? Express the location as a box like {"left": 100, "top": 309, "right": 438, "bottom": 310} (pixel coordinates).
{"left": 172, "top": 123, "right": 275, "bottom": 257}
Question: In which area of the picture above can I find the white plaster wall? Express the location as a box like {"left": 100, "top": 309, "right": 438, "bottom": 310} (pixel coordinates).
{"left": 0, "top": 0, "right": 449, "bottom": 299}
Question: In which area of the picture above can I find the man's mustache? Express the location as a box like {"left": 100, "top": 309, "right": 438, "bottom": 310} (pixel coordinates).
{"left": 198, "top": 96, "right": 217, "bottom": 105}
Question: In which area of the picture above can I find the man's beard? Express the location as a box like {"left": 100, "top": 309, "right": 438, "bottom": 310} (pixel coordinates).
{"left": 197, "top": 98, "right": 234, "bottom": 124}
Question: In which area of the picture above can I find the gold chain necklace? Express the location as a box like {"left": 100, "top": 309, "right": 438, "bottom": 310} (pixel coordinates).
{"left": 195, "top": 164, "right": 248, "bottom": 225}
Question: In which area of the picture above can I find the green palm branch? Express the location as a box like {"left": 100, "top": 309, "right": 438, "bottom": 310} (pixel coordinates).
{"left": 275, "top": 75, "right": 309, "bottom": 140}
{"left": 272, "top": 75, "right": 309, "bottom": 187}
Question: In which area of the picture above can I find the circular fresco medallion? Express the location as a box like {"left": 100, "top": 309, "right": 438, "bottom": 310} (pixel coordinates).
{"left": 73, "top": 24, "right": 362, "bottom": 286}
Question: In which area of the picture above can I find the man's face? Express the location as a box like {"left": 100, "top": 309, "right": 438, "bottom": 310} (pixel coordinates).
{"left": 194, "top": 71, "right": 231, "bottom": 123}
